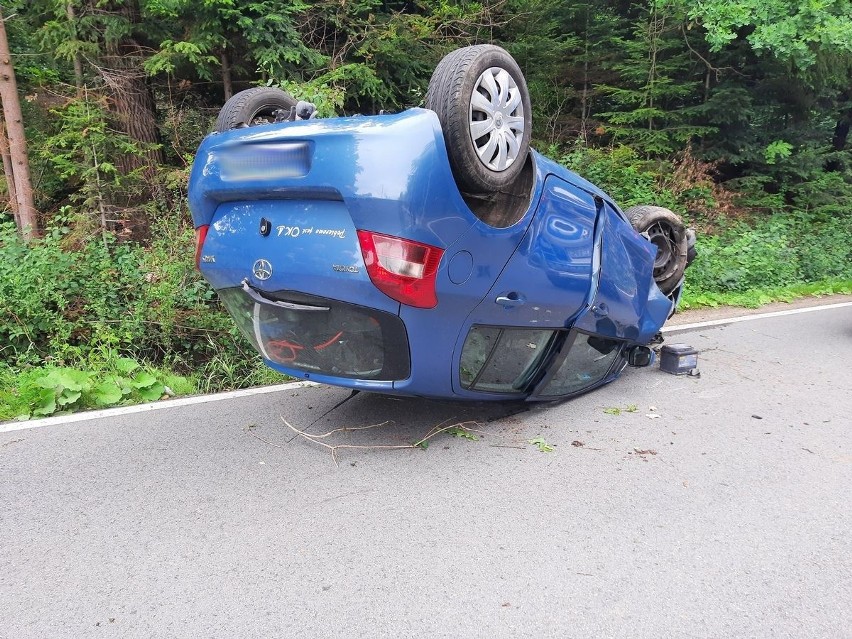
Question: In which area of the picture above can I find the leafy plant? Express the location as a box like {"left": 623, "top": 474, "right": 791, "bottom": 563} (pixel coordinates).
{"left": 0, "top": 358, "right": 191, "bottom": 421}
{"left": 603, "top": 404, "right": 640, "bottom": 415}
{"left": 684, "top": 205, "right": 852, "bottom": 301}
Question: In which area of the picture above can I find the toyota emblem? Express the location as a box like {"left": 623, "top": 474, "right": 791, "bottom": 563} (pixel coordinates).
{"left": 252, "top": 259, "right": 273, "bottom": 281}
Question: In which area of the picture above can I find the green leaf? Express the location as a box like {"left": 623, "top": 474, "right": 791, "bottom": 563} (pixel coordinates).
{"left": 32, "top": 389, "right": 57, "bottom": 416}
{"left": 57, "top": 369, "right": 91, "bottom": 392}
{"left": 446, "top": 426, "right": 479, "bottom": 441}
{"left": 603, "top": 407, "right": 622, "bottom": 415}
{"left": 92, "top": 380, "right": 124, "bottom": 406}
{"left": 34, "top": 369, "right": 88, "bottom": 393}
{"left": 136, "top": 382, "right": 165, "bottom": 402}
{"left": 56, "top": 389, "right": 82, "bottom": 406}
{"left": 764, "top": 140, "right": 793, "bottom": 165}
{"left": 35, "top": 370, "right": 65, "bottom": 389}
{"left": 115, "top": 358, "right": 140, "bottom": 374}
{"left": 528, "top": 437, "right": 555, "bottom": 453}
{"left": 131, "top": 371, "right": 158, "bottom": 389}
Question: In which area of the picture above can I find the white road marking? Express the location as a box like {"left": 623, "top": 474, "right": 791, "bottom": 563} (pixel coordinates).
{"left": 0, "top": 380, "right": 319, "bottom": 434}
{"left": 663, "top": 301, "right": 852, "bottom": 333}
{"left": 3, "top": 302, "right": 849, "bottom": 434}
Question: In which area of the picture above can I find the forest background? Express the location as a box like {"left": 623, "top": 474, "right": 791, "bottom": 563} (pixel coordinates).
{"left": 1, "top": 0, "right": 850, "bottom": 418}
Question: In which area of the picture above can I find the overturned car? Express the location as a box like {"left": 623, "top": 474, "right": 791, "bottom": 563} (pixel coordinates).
{"left": 188, "top": 45, "right": 695, "bottom": 402}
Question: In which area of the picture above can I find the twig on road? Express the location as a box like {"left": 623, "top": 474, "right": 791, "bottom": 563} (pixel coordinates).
{"left": 281, "top": 417, "right": 484, "bottom": 466}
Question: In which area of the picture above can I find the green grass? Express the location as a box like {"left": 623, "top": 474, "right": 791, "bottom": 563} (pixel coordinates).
{"left": 681, "top": 279, "right": 852, "bottom": 309}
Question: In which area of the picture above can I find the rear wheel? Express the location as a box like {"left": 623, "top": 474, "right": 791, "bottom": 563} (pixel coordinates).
{"left": 624, "top": 205, "right": 689, "bottom": 294}
{"left": 215, "top": 87, "right": 297, "bottom": 132}
{"left": 426, "top": 45, "right": 532, "bottom": 195}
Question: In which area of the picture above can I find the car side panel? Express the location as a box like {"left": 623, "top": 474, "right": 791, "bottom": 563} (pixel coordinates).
{"left": 392, "top": 159, "right": 552, "bottom": 397}
{"left": 572, "top": 203, "right": 673, "bottom": 342}
{"left": 437, "top": 175, "right": 600, "bottom": 399}
{"left": 463, "top": 174, "right": 599, "bottom": 329}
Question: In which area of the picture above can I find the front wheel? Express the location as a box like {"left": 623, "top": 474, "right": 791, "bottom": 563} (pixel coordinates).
{"left": 624, "top": 205, "right": 690, "bottom": 294}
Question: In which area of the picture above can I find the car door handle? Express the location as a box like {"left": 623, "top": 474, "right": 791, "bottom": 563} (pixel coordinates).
{"left": 495, "top": 293, "right": 526, "bottom": 307}
{"left": 241, "top": 279, "right": 330, "bottom": 311}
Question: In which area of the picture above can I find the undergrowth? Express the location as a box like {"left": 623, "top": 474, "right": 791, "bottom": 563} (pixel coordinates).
{"left": 0, "top": 356, "right": 194, "bottom": 421}
{"left": 681, "top": 280, "right": 852, "bottom": 309}
{"left": 0, "top": 215, "right": 282, "bottom": 420}
{"left": 558, "top": 143, "right": 852, "bottom": 307}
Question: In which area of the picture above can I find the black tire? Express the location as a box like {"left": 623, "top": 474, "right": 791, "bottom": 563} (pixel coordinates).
{"left": 425, "top": 45, "right": 532, "bottom": 194}
{"left": 215, "top": 87, "right": 297, "bottom": 132}
{"left": 624, "top": 205, "right": 689, "bottom": 294}
{"left": 686, "top": 227, "right": 697, "bottom": 266}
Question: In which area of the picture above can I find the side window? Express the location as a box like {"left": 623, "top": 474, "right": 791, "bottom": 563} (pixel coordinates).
{"left": 460, "top": 326, "right": 556, "bottom": 393}
{"left": 539, "top": 333, "right": 622, "bottom": 397}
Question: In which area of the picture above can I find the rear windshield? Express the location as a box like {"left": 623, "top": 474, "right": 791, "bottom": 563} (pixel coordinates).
{"left": 218, "top": 287, "right": 409, "bottom": 380}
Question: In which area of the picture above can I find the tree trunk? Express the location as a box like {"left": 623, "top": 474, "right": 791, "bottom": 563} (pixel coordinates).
{"left": 579, "top": 12, "right": 590, "bottom": 145}
{"left": 0, "top": 118, "right": 20, "bottom": 228}
{"left": 66, "top": 2, "right": 84, "bottom": 96}
{"left": 0, "top": 8, "right": 39, "bottom": 240}
{"left": 221, "top": 51, "right": 233, "bottom": 101}
{"left": 102, "top": 62, "right": 163, "bottom": 178}
{"left": 99, "top": 0, "right": 163, "bottom": 183}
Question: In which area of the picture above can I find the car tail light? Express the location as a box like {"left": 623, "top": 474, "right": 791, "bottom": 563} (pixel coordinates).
{"left": 357, "top": 230, "right": 444, "bottom": 308}
{"left": 194, "top": 225, "right": 209, "bottom": 269}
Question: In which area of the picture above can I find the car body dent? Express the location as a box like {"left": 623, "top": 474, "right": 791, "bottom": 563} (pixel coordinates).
{"left": 573, "top": 203, "right": 674, "bottom": 342}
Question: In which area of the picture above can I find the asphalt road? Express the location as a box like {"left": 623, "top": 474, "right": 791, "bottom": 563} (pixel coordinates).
{"left": 1, "top": 305, "right": 850, "bottom": 638}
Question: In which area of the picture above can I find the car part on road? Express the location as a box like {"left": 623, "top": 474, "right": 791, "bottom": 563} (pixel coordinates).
{"left": 659, "top": 343, "right": 699, "bottom": 375}
{"left": 625, "top": 345, "right": 656, "bottom": 367}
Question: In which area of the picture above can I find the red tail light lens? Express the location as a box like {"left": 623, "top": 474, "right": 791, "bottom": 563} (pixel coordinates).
{"left": 194, "top": 225, "right": 209, "bottom": 269}
{"left": 357, "top": 230, "right": 444, "bottom": 308}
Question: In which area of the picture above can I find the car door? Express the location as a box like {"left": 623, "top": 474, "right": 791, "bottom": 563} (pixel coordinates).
{"left": 451, "top": 174, "right": 601, "bottom": 396}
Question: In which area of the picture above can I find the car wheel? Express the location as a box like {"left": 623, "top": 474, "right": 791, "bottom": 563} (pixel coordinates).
{"left": 215, "top": 87, "right": 297, "bottom": 132}
{"left": 624, "top": 205, "right": 689, "bottom": 294}
{"left": 426, "top": 45, "right": 532, "bottom": 194}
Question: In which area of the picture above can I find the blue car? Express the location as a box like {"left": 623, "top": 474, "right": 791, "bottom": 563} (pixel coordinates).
{"left": 189, "top": 45, "right": 694, "bottom": 401}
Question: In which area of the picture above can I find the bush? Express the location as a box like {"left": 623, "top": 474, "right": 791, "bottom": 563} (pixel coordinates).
{"left": 684, "top": 210, "right": 852, "bottom": 297}
{"left": 686, "top": 217, "right": 800, "bottom": 293}
{"left": 0, "top": 215, "right": 271, "bottom": 387}
{"left": 0, "top": 219, "right": 140, "bottom": 365}
{"left": 558, "top": 144, "right": 675, "bottom": 209}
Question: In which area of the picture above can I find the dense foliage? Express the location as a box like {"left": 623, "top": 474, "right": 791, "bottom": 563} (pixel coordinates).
{"left": 1, "top": 0, "right": 850, "bottom": 416}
